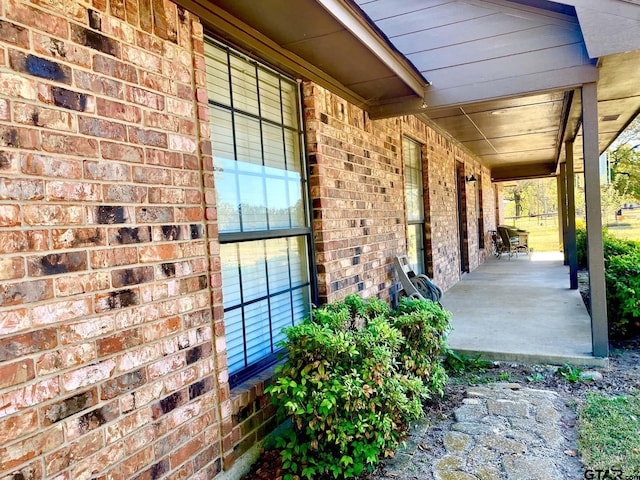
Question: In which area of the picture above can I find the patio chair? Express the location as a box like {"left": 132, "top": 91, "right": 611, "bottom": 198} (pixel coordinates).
{"left": 393, "top": 255, "right": 443, "bottom": 303}
{"left": 497, "top": 225, "right": 529, "bottom": 258}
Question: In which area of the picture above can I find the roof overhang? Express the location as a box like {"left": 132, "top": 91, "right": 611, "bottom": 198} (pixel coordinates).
{"left": 176, "top": 0, "right": 640, "bottom": 182}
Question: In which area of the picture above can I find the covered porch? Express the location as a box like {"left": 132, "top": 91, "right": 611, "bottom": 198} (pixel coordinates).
{"left": 442, "top": 251, "right": 608, "bottom": 367}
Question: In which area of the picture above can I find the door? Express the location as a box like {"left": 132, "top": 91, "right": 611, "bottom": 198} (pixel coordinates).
{"left": 456, "top": 163, "right": 470, "bottom": 273}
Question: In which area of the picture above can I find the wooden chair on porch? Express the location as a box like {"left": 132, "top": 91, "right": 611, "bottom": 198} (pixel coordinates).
{"left": 497, "top": 225, "right": 529, "bottom": 259}
{"left": 393, "top": 255, "right": 443, "bottom": 303}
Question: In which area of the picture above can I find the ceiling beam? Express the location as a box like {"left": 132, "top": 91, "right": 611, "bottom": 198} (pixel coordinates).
{"left": 491, "top": 163, "right": 557, "bottom": 182}
{"left": 316, "top": 0, "right": 428, "bottom": 98}
{"left": 423, "top": 64, "right": 598, "bottom": 110}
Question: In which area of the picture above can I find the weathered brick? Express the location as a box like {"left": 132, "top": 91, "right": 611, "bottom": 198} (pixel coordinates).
{"left": 0, "top": 378, "right": 61, "bottom": 417}
{"left": 23, "top": 204, "right": 84, "bottom": 225}
{"left": 44, "top": 429, "right": 104, "bottom": 476}
{"left": 36, "top": 343, "right": 97, "bottom": 376}
{"left": 71, "top": 24, "right": 119, "bottom": 56}
{"left": 149, "top": 186, "right": 185, "bottom": 204}
{"left": 101, "top": 369, "right": 147, "bottom": 399}
{"left": 0, "top": 409, "right": 39, "bottom": 446}
{"left": 94, "top": 54, "right": 138, "bottom": 83}
{"left": 79, "top": 116, "right": 127, "bottom": 141}
{"left": 0, "top": 358, "right": 35, "bottom": 390}
{"left": 0, "top": 125, "right": 40, "bottom": 149}
{"left": 0, "top": 204, "right": 19, "bottom": 226}
{"left": 122, "top": 44, "right": 162, "bottom": 72}
{"left": 0, "top": 229, "right": 47, "bottom": 254}
{"left": 0, "top": 177, "right": 44, "bottom": 200}
{"left": 100, "top": 141, "right": 144, "bottom": 162}
{"left": 0, "top": 425, "right": 64, "bottom": 471}
{"left": 42, "top": 132, "right": 99, "bottom": 157}
{"left": 97, "top": 328, "right": 143, "bottom": 357}
{"left": 6, "top": 0, "right": 68, "bottom": 38}
{"left": 168, "top": 133, "right": 197, "bottom": 153}
{"left": 103, "top": 183, "right": 148, "bottom": 203}
{"left": 136, "top": 206, "right": 174, "bottom": 223}
{"left": 46, "top": 180, "right": 102, "bottom": 201}
{"left": 74, "top": 70, "right": 124, "bottom": 98}
{"left": 96, "top": 97, "right": 142, "bottom": 123}
{"left": 30, "top": 0, "right": 85, "bottom": 20}
{"left": 55, "top": 271, "right": 110, "bottom": 297}
{"left": 0, "top": 99, "right": 9, "bottom": 120}
{"left": 0, "top": 20, "right": 29, "bottom": 48}
{"left": 126, "top": 85, "right": 164, "bottom": 110}
{"left": 95, "top": 288, "right": 140, "bottom": 312}
{"left": 32, "top": 298, "right": 92, "bottom": 327}
{"left": 133, "top": 165, "right": 172, "bottom": 185}
{"left": 65, "top": 402, "right": 120, "bottom": 441}
{"left": 115, "top": 343, "right": 160, "bottom": 373}
{"left": 108, "top": 226, "right": 151, "bottom": 245}
{"left": 0, "top": 71, "right": 37, "bottom": 100}
{"left": 90, "top": 246, "right": 138, "bottom": 268}
{"left": 28, "top": 251, "right": 88, "bottom": 277}
{"left": 128, "top": 126, "right": 167, "bottom": 147}
{"left": 22, "top": 153, "right": 83, "bottom": 178}
{"left": 51, "top": 227, "right": 105, "bottom": 249}
{"left": 0, "top": 256, "right": 25, "bottom": 281}
{"left": 62, "top": 359, "right": 116, "bottom": 392}
{"left": 41, "top": 388, "right": 99, "bottom": 425}
{"left": 0, "top": 279, "right": 54, "bottom": 307}
{"left": 33, "top": 33, "right": 92, "bottom": 69}
{"left": 9, "top": 50, "right": 72, "bottom": 84}
{"left": 60, "top": 315, "right": 115, "bottom": 345}
{"left": 13, "top": 102, "right": 72, "bottom": 131}
{"left": 84, "top": 159, "right": 131, "bottom": 181}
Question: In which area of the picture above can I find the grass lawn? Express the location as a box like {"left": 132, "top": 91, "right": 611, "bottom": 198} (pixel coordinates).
{"left": 606, "top": 207, "right": 640, "bottom": 242}
{"left": 504, "top": 215, "right": 562, "bottom": 252}
{"left": 503, "top": 207, "right": 640, "bottom": 252}
{"left": 578, "top": 392, "right": 640, "bottom": 474}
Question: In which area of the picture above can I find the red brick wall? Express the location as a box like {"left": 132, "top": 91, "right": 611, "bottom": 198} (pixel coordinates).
{"left": 304, "top": 82, "right": 406, "bottom": 304}
{"left": 0, "top": 2, "right": 501, "bottom": 477}
{"left": 0, "top": 1, "right": 226, "bottom": 479}
{"left": 304, "top": 84, "right": 495, "bottom": 300}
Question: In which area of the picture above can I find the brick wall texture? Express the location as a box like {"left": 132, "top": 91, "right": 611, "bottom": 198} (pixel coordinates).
{"left": 0, "top": 1, "right": 498, "bottom": 479}
{"left": 305, "top": 83, "right": 496, "bottom": 302}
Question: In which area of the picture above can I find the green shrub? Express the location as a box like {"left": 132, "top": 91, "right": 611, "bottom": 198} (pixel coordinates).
{"left": 605, "top": 248, "right": 640, "bottom": 338}
{"left": 576, "top": 226, "right": 640, "bottom": 339}
{"left": 576, "top": 225, "right": 588, "bottom": 269}
{"left": 266, "top": 295, "right": 450, "bottom": 479}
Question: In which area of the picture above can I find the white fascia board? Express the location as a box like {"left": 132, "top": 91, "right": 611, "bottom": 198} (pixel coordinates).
{"left": 315, "top": 0, "right": 428, "bottom": 98}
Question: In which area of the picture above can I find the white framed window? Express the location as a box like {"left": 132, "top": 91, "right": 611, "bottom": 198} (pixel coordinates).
{"left": 205, "top": 38, "right": 312, "bottom": 386}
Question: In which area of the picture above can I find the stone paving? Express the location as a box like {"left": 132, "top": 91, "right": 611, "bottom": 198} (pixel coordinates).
{"left": 379, "top": 383, "right": 584, "bottom": 480}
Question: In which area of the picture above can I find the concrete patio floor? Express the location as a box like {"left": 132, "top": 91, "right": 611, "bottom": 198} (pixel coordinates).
{"left": 441, "top": 251, "right": 609, "bottom": 367}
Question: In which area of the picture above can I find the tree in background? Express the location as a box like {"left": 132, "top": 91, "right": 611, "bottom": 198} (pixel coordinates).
{"left": 608, "top": 116, "right": 640, "bottom": 203}
{"left": 503, "top": 178, "right": 558, "bottom": 220}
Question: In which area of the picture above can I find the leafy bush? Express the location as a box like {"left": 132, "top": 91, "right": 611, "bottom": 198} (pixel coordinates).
{"left": 266, "top": 295, "right": 450, "bottom": 479}
{"left": 576, "top": 226, "right": 640, "bottom": 338}
{"left": 605, "top": 248, "right": 640, "bottom": 338}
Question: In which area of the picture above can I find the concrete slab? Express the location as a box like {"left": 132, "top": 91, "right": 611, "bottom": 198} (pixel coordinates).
{"left": 441, "top": 251, "right": 608, "bottom": 367}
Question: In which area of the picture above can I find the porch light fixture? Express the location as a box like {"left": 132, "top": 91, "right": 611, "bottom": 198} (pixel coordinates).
{"left": 466, "top": 174, "right": 477, "bottom": 183}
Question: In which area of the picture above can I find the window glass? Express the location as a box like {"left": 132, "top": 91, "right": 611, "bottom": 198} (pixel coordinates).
{"left": 206, "top": 38, "right": 312, "bottom": 385}
{"left": 403, "top": 137, "right": 426, "bottom": 275}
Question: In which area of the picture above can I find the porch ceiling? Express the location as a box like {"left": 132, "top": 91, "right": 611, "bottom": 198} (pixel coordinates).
{"left": 182, "top": 0, "right": 640, "bottom": 182}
